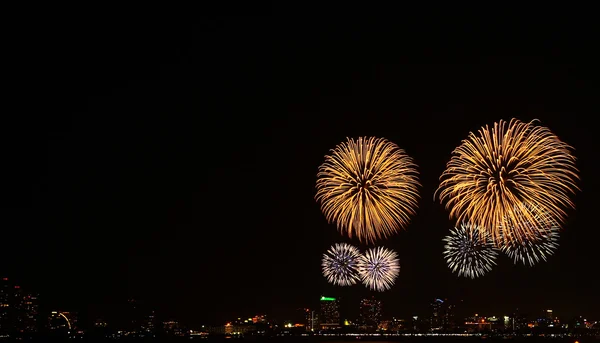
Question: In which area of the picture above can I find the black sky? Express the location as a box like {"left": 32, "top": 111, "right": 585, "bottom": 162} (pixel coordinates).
{"left": 3, "top": 11, "right": 600, "bottom": 327}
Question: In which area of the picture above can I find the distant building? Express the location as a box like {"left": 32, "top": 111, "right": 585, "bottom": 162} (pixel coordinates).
{"left": 163, "top": 320, "right": 184, "bottom": 336}
{"left": 539, "top": 309, "right": 557, "bottom": 327}
{"left": 142, "top": 310, "right": 157, "bottom": 335}
{"left": 206, "top": 325, "right": 226, "bottom": 335}
{"left": 297, "top": 308, "right": 314, "bottom": 331}
{"left": 486, "top": 316, "right": 503, "bottom": 330}
{"left": 0, "top": 278, "right": 8, "bottom": 335}
{"left": 412, "top": 315, "right": 429, "bottom": 332}
{"left": 223, "top": 321, "right": 257, "bottom": 335}
{"left": 319, "top": 296, "right": 340, "bottom": 329}
{"left": 430, "top": 298, "right": 454, "bottom": 331}
{"left": 430, "top": 298, "right": 444, "bottom": 330}
{"left": 89, "top": 318, "right": 109, "bottom": 338}
{"left": 359, "top": 297, "right": 382, "bottom": 330}
{"left": 464, "top": 314, "right": 492, "bottom": 332}
{"left": 310, "top": 311, "right": 319, "bottom": 331}
{"left": 252, "top": 314, "right": 267, "bottom": 324}
{"left": 0, "top": 278, "right": 39, "bottom": 338}
{"left": 124, "top": 298, "right": 156, "bottom": 336}
{"left": 94, "top": 318, "right": 108, "bottom": 328}
{"left": 511, "top": 308, "right": 527, "bottom": 330}
{"left": 21, "top": 293, "right": 39, "bottom": 333}
{"left": 378, "top": 318, "right": 406, "bottom": 332}
{"left": 126, "top": 298, "right": 140, "bottom": 333}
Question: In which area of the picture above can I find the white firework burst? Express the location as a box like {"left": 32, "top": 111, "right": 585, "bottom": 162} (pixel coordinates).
{"left": 357, "top": 246, "right": 400, "bottom": 292}
{"left": 500, "top": 205, "right": 560, "bottom": 266}
{"left": 321, "top": 243, "right": 361, "bottom": 286}
{"left": 443, "top": 223, "right": 498, "bottom": 279}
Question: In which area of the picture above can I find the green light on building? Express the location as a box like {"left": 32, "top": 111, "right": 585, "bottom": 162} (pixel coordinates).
{"left": 320, "top": 296, "right": 336, "bottom": 301}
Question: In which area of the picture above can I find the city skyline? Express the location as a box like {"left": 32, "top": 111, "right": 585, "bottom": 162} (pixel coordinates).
{"left": 3, "top": 10, "right": 600, "bottom": 329}
{"left": 2, "top": 275, "right": 597, "bottom": 333}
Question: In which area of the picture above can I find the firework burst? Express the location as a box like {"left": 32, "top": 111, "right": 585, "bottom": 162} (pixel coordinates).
{"left": 321, "top": 243, "right": 362, "bottom": 286}
{"left": 316, "top": 137, "right": 420, "bottom": 244}
{"left": 357, "top": 246, "right": 400, "bottom": 292}
{"left": 443, "top": 223, "right": 498, "bottom": 279}
{"left": 436, "top": 118, "right": 579, "bottom": 245}
{"left": 500, "top": 205, "right": 560, "bottom": 267}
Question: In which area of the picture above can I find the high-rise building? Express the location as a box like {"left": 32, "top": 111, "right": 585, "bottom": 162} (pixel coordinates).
{"left": 127, "top": 298, "right": 140, "bottom": 332}
{"left": 297, "top": 308, "right": 313, "bottom": 331}
{"left": 125, "top": 298, "right": 156, "bottom": 336}
{"left": 535, "top": 309, "right": 554, "bottom": 327}
{"left": 430, "top": 298, "right": 454, "bottom": 331}
{"left": 359, "top": 296, "right": 382, "bottom": 330}
{"left": 0, "top": 278, "right": 11, "bottom": 334}
{"left": 319, "top": 296, "right": 340, "bottom": 329}
{"left": 430, "top": 298, "right": 443, "bottom": 330}
{"left": 511, "top": 308, "right": 526, "bottom": 331}
{"left": 20, "top": 293, "right": 39, "bottom": 333}
{"left": 142, "top": 310, "right": 157, "bottom": 335}
{"left": 11, "top": 284, "right": 23, "bottom": 331}
{"left": 0, "top": 278, "right": 39, "bottom": 337}
{"left": 445, "top": 303, "right": 455, "bottom": 329}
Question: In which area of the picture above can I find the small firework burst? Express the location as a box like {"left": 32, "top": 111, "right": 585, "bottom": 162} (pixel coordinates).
{"left": 443, "top": 223, "right": 498, "bottom": 278}
{"left": 321, "top": 243, "right": 362, "bottom": 286}
{"left": 357, "top": 246, "right": 400, "bottom": 292}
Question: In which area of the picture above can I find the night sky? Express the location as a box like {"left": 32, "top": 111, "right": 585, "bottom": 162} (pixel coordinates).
{"left": 3, "top": 12, "right": 600, "bottom": 327}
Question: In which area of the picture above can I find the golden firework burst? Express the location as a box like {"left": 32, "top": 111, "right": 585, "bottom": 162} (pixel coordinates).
{"left": 316, "top": 137, "right": 420, "bottom": 244}
{"left": 436, "top": 118, "right": 579, "bottom": 245}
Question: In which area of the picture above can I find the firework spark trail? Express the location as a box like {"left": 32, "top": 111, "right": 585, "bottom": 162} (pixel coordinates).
{"left": 316, "top": 137, "right": 420, "bottom": 244}
{"left": 443, "top": 223, "right": 498, "bottom": 279}
{"left": 321, "top": 243, "right": 362, "bottom": 286}
{"left": 436, "top": 118, "right": 579, "bottom": 246}
{"left": 357, "top": 246, "right": 400, "bottom": 292}
{"left": 500, "top": 204, "right": 560, "bottom": 266}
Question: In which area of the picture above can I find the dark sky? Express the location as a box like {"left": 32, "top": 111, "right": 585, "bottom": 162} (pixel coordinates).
{"left": 3, "top": 11, "right": 600, "bottom": 328}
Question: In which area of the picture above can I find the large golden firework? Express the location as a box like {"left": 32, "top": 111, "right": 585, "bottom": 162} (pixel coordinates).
{"left": 316, "top": 137, "right": 420, "bottom": 244}
{"left": 436, "top": 118, "right": 579, "bottom": 245}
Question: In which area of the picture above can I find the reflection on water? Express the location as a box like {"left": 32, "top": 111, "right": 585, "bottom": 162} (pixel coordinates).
{"left": 198, "top": 337, "right": 599, "bottom": 343}
{"left": 21, "top": 336, "right": 599, "bottom": 342}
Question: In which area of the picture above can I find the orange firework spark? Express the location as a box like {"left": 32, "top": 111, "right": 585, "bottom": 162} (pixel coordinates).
{"left": 436, "top": 118, "right": 579, "bottom": 245}
{"left": 316, "top": 137, "right": 420, "bottom": 244}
